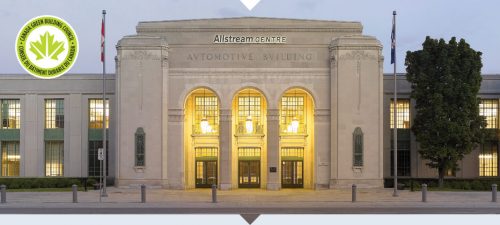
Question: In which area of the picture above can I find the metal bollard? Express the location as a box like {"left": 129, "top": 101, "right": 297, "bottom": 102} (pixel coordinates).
{"left": 351, "top": 184, "right": 357, "bottom": 202}
{"left": 492, "top": 184, "right": 497, "bottom": 203}
{"left": 141, "top": 184, "right": 146, "bottom": 203}
{"left": 1, "top": 185, "right": 6, "bottom": 204}
{"left": 72, "top": 184, "right": 78, "bottom": 203}
{"left": 421, "top": 184, "right": 427, "bottom": 202}
{"left": 212, "top": 184, "right": 217, "bottom": 203}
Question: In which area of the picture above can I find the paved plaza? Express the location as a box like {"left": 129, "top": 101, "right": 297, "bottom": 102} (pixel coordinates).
{"left": 0, "top": 187, "right": 499, "bottom": 214}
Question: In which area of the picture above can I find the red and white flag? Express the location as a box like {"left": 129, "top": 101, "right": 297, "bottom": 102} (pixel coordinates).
{"left": 100, "top": 16, "right": 105, "bottom": 62}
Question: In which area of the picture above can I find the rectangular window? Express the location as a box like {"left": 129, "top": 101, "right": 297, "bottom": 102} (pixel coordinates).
{"left": 238, "top": 147, "right": 261, "bottom": 157}
{"left": 89, "top": 99, "right": 109, "bottom": 129}
{"left": 45, "top": 141, "right": 64, "bottom": 177}
{"left": 238, "top": 96, "right": 261, "bottom": 124}
{"left": 237, "top": 96, "right": 262, "bottom": 134}
{"left": 194, "top": 96, "right": 218, "bottom": 134}
{"left": 479, "top": 99, "right": 498, "bottom": 129}
{"left": 479, "top": 141, "right": 498, "bottom": 177}
{"left": 281, "top": 147, "right": 304, "bottom": 158}
{"left": 390, "top": 99, "right": 410, "bottom": 129}
{"left": 45, "top": 99, "right": 64, "bottom": 129}
{"left": 280, "top": 96, "right": 305, "bottom": 134}
{"left": 1, "top": 141, "right": 20, "bottom": 176}
{"left": 88, "top": 140, "right": 108, "bottom": 177}
{"left": 195, "top": 147, "right": 218, "bottom": 158}
{"left": 445, "top": 168, "right": 456, "bottom": 177}
{"left": 1, "top": 99, "right": 20, "bottom": 129}
{"left": 390, "top": 141, "right": 411, "bottom": 176}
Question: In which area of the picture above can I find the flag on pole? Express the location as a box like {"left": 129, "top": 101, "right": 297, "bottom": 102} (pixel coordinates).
{"left": 390, "top": 14, "right": 396, "bottom": 64}
{"left": 101, "top": 16, "right": 105, "bottom": 62}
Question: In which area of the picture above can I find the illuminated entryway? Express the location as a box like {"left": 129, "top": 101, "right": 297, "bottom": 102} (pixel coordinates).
{"left": 195, "top": 147, "right": 218, "bottom": 187}
{"left": 238, "top": 147, "right": 261, "bottom": 188}
{"left": 184, "top": 88, "right": 220, "bottom": 188}
{"left": 279, "top": 88, "right": 314, "bottom": 189}
{"left": 281, "top": 147, "right": 304, "bottom": 188}
{"left": 232, "top": 88, "right": 267, "bottom": 188}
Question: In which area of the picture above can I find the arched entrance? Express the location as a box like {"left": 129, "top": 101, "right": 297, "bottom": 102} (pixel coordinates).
{"left": 279, "top": 88, "right": 315, "bottom": 188}
{"left": 231, "top": 88, "right": 268, "bottom": 188}
{"left": 183, "top": 88, "right": 220, "bottom": 188}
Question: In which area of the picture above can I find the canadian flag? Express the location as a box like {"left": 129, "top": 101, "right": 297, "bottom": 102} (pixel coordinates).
{"left": 101, "top": 17, "right": 105, "bottom": 62}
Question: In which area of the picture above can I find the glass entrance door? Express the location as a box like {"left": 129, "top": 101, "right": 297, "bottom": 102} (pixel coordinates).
{"left": 238, "top": 160, "right": 260, "bottom": 188}
{"left": 195, "top": 160, "right": 217, "bottom": 188}
{"left": 281, "top": 160, "right": 303, "bottom": 188}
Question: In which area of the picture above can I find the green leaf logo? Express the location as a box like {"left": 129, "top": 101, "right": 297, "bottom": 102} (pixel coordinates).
{"left": 16, "top": 15, "right": 79, "bottom": 79}
{"left": 29, "top": 31, "right": 65, "bottom": 60}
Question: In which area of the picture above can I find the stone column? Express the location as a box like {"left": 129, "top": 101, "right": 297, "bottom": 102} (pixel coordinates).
{"left": 329, "top": 46, "right": 339, "bottom": 188}
{"left": 219, "top": 109, "right": 232, "bottom": 190}
{"left": 267, "top": 109, "right": 280, "bottom": 190}
{"left": 167, "top": 109, "right": 184, "bottom": 189}
{"left": 314, "top": 109, "right": 331, "bottom": 189}
{"left": 161, "top": 46, "right": 169, "bottom": 188}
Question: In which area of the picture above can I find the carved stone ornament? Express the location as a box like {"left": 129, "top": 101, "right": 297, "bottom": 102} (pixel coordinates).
{"left": 339, "top": 50, "right": 377, "bottom": 61}
{"left": 123, "top": 50, "right": 161, "bottom": 61}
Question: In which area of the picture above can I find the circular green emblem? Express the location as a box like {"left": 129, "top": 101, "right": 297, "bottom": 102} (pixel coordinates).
{"left": 16, "top": 15, "right": 79, "bottom": 79}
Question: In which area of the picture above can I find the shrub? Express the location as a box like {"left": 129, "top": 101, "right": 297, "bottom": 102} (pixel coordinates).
{"left": 0, "top": 178, "right": 89, "bottom": 189}
{"left": 471, "top": 180, "right": 484, "bottom": 190}
{"left": 384, "top": 178, "right": 500, "bottom": 191}
{"left": 460, "top": 181, "right": 468, "bottom": 189}
{"left": 86, "top": 178, "right": 97, "bottom": 186}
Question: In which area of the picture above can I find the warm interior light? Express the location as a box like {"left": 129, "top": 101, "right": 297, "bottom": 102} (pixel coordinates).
{"left": 8, "top": 103, "right": 20, "bottom": 117}
{"left": 291, "top": 117, "right": 299, "bottom": 133}
{"left": 200, "top": 117, "right": 211, "bottom": 134}
{"left": 245, "top": 116, "right": 253, "bottom": 134}
{"left": 480, "top": 154, "right": 494, "bottom": 159}
{"left": 7, "top": 155, "right": 20, "bottom": 161}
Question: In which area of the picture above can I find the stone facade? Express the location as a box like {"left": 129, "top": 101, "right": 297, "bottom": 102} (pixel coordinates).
{"left": 115, "top": 17, "right": 384, "bottom": 189}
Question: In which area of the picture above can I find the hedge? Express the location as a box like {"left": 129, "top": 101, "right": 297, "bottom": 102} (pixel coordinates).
{"left": 0, "top": 177, "right": 100, "bottom": 189}
{"left": 384, "top": 178, "right": 500, "bottom": 191}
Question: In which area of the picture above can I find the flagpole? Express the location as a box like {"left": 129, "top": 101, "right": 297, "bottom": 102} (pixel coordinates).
{"left": 392, "top": 10, "right": 399, "bottom": 197}
{"left": 101, "top": 9, "right": 108, "bottom": 197}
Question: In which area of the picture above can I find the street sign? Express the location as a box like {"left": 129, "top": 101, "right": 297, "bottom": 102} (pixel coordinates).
{"left": 98, "top": 148, "right": 104, "bottom": 161}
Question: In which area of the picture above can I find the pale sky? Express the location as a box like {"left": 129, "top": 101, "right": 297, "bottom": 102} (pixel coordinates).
{"left": 1, "top": 0, "right": 499, "bottom": 74}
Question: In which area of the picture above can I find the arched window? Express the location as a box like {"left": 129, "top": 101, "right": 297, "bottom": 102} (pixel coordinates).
{"left": 353, "top": 127, "right": 363, "bottom": 167}
{"left": 135, "top": 127, "right": 145, "bottom": 167}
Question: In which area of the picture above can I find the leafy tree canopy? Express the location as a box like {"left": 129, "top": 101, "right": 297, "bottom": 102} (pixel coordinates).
{"left": 405, "top": 36, "right": 486, "bottom": 187}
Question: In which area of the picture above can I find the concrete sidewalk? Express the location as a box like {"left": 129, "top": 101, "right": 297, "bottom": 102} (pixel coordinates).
{"left": 0, "top": 187, "right": 499, "bottom": 213}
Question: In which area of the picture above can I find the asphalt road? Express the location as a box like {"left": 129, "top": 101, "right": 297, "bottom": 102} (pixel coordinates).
{"left": 1, "top": 206, "right": 499, "bottom": 214}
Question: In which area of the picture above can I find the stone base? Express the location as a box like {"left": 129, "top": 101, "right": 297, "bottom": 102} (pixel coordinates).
{"left": 115, "top": 179, "right": 168, "bottom": 189}
{"left": 315, "top": 183, "right": 330, "bottom": 190}
{"left": 329, "top": 179, "right": 384, "bottom": 189}
{"left": 219, "top": 183, "right": 232, "bottom": 190}
{"left": 266, "top": 183, "right": 281, "bottom": 191}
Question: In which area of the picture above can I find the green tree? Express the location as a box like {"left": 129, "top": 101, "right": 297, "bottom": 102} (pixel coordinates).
{"left": 405, "top": 37, "right": 486, "bottom": 187}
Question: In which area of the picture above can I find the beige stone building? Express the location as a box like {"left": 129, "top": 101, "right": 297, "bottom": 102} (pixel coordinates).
{"left": 1, "top": 17, "right": 498, "bottom": 190}
{"left": 115, "top": 17, "right": 383, "bottom": 190}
